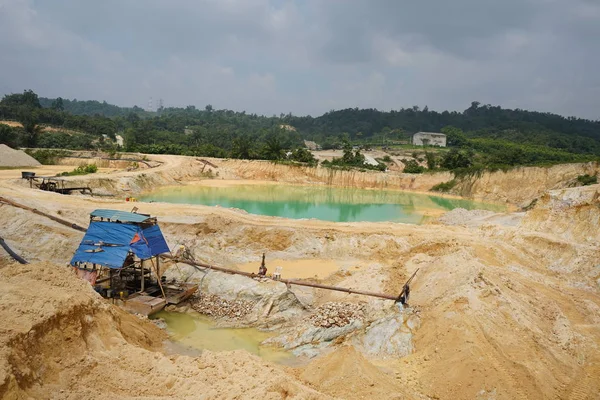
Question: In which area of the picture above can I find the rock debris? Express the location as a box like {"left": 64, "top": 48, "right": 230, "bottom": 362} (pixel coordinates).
{"left": 308, "top": 302, "right": 365, "bottom": 328}
{"left": 190, "top": 292, "right": 255, "bottom": 320}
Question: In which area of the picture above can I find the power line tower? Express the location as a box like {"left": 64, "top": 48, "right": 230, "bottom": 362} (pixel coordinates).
{"left": 147, "top": 97, "right": 153, "bottom": 112}
{"left": 158, "top": 98, "right": 164, "bottom": 110}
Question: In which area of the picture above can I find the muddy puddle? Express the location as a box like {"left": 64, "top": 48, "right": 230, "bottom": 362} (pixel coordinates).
{"left": 153, "top": 310, "right": 297, "bottom": 365}
{"left": 234, "top": 258, "right": 345, "bottom": 279}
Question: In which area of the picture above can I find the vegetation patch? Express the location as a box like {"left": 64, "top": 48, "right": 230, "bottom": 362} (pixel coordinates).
{"left": 58, "top": 163, "right": 98, "bottom": 176}
{"left": 576, "top": 174, "right": 597, "bottom": 186}
{"left": 431, "top": 180, "right": 457, "bottom": 192}
{"left": 402, "top": 160, "right": 425, "bottom": 174}
{"left": 288, "top": 148, "right": 318, "bottom": 166}
{"left": 25, "top": 149, "right": 69, "bottom": 165}
{"left": 322, "top": 141, "right": 386, "bottom": 171}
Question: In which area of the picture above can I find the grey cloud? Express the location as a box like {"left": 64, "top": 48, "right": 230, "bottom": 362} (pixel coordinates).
{"left": 0, "top": 0, "right": 598, "bottom": 119}
{"left": 312, "top": 0, "right": 540, "bottom": 62}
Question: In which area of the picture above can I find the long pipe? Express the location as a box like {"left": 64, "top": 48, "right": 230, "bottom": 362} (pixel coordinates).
{"left": 0, "top": 236, "right": 29, "bottom": 264}
{"left": 163, "top": 255, "right": 400, "bottom": 301}
{"left": 1, "top": 197, "right": 406, "bottom": 301}
{"left": 0, "top": 196, "right": 87, "bottom": 232}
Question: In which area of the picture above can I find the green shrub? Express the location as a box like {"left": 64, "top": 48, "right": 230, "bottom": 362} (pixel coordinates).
{"left": 425, "top": 152, "right": 437, "bottom": 169}
{"left": 403, "top": 159, "right": 425, "bottom": 174}
{"left": 25, "top": 149, "right": 69, "bottom": 165}
{"left": 577, "top": 174, "right": 597, "bottom": 186}
{"left": 289, "top": 147, "right": 317, "bottom": 165}
{"left": 440, "top": 148, "right": 474, "bottom": 170}
{"left": 431, "top": 180, "right": 457, "bottom": 192}
{"left": 382, "top": 155, "right": 392, "bottom": 163}
{"left": 58, "top": 163, "right": 98, "bottom": 176}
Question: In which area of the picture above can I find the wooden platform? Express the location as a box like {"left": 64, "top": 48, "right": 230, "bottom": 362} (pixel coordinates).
{"left": 165, "top": 283, "right": 198, "bottom": 305}
{"left": 116, "top": 295, "right": 166, "bottom": 316}
{"left": 111, "top": 284, "right": 197, "bottom": 316}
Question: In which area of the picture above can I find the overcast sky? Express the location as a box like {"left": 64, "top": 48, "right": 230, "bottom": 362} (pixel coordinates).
{"left": 0, "top": 0, "right": 598, "bottom": 119}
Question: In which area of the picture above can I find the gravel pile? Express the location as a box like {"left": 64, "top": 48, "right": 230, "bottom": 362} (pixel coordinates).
{"left": 0, "top": 144, "right": 40, "bottom": 167}
{"left": 190, "top": 293, "right": 255, "bottom": 320}
{"left": 308, "top": 302, "right": 365, "bottom": 328}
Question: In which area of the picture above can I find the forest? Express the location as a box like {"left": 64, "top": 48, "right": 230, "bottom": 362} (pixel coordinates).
{"left": 1, "top": 90, "right": 599, "bottom": 171}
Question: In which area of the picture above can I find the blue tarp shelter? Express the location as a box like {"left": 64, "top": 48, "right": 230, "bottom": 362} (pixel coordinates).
{"left": 70, "top": 210, "right": 170, "bottom": 269}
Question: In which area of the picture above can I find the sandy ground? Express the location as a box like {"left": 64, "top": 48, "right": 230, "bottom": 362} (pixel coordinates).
{"left": 234, "top": 258, "right": 344, "bottom": 280}
{"left": 0, "top": 120, "right": 22, "bottom": 128}
{"left": 0, "top": 165, "right": 118, "bottom": 179}
{"left": 0, "top": 262, "right": 329, "bottom": 399}
{"left": 1, "top": 153, "right": 600, "bottom": 399}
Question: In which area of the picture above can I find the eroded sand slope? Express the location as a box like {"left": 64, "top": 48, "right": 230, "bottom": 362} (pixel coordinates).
{"left": 0, "top": 262, "right": 328, "bottom": 400}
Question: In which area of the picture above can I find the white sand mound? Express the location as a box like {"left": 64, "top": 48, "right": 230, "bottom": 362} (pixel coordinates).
{"left": 0, "top": 144, "right": 40, "bottom": 167}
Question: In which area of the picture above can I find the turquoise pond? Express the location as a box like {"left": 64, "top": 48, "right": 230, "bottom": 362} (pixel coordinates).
{"left": 140, "top": 184, "right": 504, "bottom": 224}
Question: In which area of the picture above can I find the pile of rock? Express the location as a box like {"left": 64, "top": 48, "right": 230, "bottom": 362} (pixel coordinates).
{"left": 308, "top": 302, "right": 365, "bottom": 328}
{"left": 190, "top": 292, "right": 255, "bottom": 320}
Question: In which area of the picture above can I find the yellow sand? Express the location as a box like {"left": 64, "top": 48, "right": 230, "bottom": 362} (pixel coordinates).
{"left": 234, "top": 258, "right": 343, "bottom": 279}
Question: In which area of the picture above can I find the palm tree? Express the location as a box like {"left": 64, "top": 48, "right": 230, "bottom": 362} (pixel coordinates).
{"left": 18, "top": 110, "right": 44, "bottom": 147}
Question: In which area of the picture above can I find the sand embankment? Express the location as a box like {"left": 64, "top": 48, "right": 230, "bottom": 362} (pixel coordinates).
{"left": 521, "top": 183, "right": 600, "bottom": 243}
{"left": 1, "top": 177, "right": 600, "bottom": 399}
{"left": 216, "top": 158, "right": 453, "bottom": 191}
{"left": 0, "top": 261, "right": 329, "bottom": 399}
{"left": 453, "top": 162, "right": 600, "bottom": 207}
{"left": 4, "top": 151, "right": 596, "bottom": 207}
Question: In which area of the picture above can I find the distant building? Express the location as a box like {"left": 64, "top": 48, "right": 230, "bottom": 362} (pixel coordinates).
{"left": 412, "top": 132, "right": 447, "bottom": 147}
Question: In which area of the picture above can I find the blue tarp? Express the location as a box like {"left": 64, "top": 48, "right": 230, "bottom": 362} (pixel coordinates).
{"left": 90, "top": 209, "right": 152, "bottom": 223}
{"left": 142, "top": 225, "right": 170, "bottom": 256}
{"left": 70, "top": 221, "right": 170, "bottom": 269}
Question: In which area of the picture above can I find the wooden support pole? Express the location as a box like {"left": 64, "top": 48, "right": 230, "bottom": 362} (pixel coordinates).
{"left": 140, "top": 262, "right": 145, "bottom": 293}
{"left": 151, "top": 258, "right": 166, "bottom": 299}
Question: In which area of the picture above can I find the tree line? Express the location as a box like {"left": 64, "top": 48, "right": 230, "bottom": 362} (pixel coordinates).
{"left": 1, "top": 90, "right": 599, "bottom": 170}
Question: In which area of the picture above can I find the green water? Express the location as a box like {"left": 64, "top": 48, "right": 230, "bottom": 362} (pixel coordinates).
{"left": 141, "top": 184, "right": 504, "bottom": 224}
{"left": 153, "top": 311, "right": 293, "bottom": 363}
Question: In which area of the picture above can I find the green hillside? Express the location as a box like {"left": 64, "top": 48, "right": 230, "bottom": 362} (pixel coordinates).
{"left": 1, "top": 90, "right": 599, "bottom": 171}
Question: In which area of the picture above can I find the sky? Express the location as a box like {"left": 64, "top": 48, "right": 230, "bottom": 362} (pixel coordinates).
{"left": 0, "top": 0, "right": 598, "bottom": 119}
